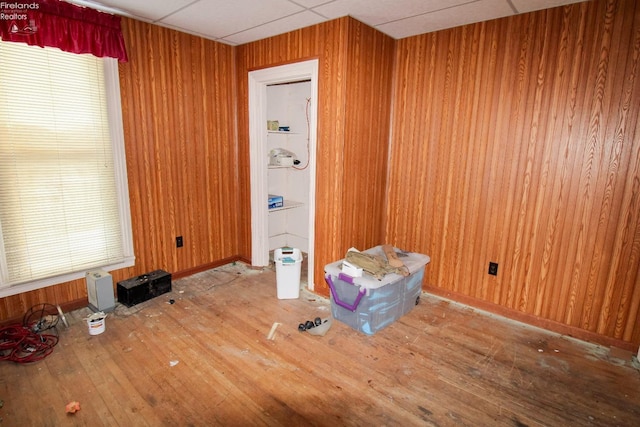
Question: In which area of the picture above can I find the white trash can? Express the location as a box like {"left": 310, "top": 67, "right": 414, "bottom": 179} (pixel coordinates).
{"left": 274, "top": 247, "right": 302, "bottom": 299}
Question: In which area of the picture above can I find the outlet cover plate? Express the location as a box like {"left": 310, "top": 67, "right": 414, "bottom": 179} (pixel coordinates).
{"left": 488, "top": 262, "right": 498, "bottom": 276}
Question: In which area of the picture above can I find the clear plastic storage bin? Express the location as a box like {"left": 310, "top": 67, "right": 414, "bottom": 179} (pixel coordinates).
{"left": 324, "top": 246, "right": 430, "bottom": 335}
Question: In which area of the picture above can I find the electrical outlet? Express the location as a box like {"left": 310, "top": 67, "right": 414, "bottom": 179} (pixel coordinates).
{"left": 176, "top": 236, "right": 183, "bottom": 248}
{"left": 488, "top": 262, "right": 498, "bottom": 276}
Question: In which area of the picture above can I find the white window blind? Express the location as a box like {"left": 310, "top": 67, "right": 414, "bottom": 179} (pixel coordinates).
{"left": 0, "top": 41, "right": 134, "bottom": 296}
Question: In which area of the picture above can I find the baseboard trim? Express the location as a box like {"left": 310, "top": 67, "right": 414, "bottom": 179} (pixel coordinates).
{"left": 1, "top": 299, "right": 88, "bottom": 328}
{"left": 423, "top": 284, "right": 636, "bottom": 353}
{"left": 171, "top": 256, "right": 248, "bottom": 280}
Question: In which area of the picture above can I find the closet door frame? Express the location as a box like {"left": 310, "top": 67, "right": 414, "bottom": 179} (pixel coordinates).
{"left": 248, "top": 59, "right": 319, "bottom": 290}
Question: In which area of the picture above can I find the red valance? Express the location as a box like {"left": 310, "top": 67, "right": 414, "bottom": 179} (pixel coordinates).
{"left": 0, "top": 0, "right": 128, "bottom": 62}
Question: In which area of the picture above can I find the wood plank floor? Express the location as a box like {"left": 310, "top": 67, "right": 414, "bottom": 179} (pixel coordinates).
{"left": 1, "top": 262, "right": 639, "bottom": 426}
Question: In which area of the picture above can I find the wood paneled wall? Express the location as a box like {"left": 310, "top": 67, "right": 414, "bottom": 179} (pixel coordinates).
{"left": 386, "top": 0, "right": 640, "bottom": 349}
{"left": 118, "top": 19, "right": 239, "bottom": 275}
{"left": 341, "top": 21, "right": 396, "bottom": 252}
{"left": 0, "top": 18, "right": 239, "bottom": 320}
{"left": 236, "top": 18, "right": 395, "bottom": 293}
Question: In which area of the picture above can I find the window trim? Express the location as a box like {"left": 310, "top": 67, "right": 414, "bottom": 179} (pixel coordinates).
{"left": 0, "top": 55, "right": 135, "bottom": 298}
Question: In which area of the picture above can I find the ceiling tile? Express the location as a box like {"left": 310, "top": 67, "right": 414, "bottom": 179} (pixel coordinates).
{"left": 221, "top": 10, "right": 327, "bottom": 45}
{"left": 376, "top": 0, "right": 515, "bottom": 39}
{"left": 159, "top": 0, "right": 305, "bottom": 39}
{"left": 294, "top": 0, "right": 330, "bottom": 8}
{"left": 313, "top": 0, "right": 471, "bottom": 26}
{"left": 73, "top": 0, "right": 194, "bottom": 22}
{"left": 511, "top": 0, "right": 587, "bottom": 14}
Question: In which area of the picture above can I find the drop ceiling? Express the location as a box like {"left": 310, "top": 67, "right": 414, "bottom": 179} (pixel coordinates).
{"left": 71, "top": 0, "right": 590, "bottom": 46}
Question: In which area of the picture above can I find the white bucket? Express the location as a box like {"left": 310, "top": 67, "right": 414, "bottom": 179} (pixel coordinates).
{"left": 86, "top": 312, "right": 107, "bottom": 335}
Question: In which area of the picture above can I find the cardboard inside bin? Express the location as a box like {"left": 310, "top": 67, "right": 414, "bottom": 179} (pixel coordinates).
{"left": 324, "top": 246, "right": 430, "bottom": 292}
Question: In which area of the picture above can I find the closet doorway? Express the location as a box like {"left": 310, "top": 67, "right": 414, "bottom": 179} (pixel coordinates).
{"left": 248, "top": 60, "right": 319, "bottom": 291}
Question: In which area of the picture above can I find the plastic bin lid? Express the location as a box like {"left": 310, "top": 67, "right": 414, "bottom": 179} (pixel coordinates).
{"left": 324, "top": 245, "right": 430, "bottom": 290}
{"left": 275, "top": 247, "right": 302, "bottom": 262}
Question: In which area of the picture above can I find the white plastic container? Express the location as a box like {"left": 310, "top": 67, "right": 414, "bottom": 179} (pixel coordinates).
{"left": 274, "top": 247, "right": 302, "bottom": 299}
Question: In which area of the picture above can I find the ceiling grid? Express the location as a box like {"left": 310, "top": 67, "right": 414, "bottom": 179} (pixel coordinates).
{"left": 69, "top": 0, "right": 588, "bottom": 45}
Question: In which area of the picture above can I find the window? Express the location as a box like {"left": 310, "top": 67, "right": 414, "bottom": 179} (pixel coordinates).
{"left": 0, "top": 40, "right": 134, "bottom": 297}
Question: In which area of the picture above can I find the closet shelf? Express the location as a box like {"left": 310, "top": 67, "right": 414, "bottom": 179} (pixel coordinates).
{"left": 268, "top": 200, "right": 304, "bottom": 212}
{"left": 267, "top": 131, "right": 299, "bottom": 134}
